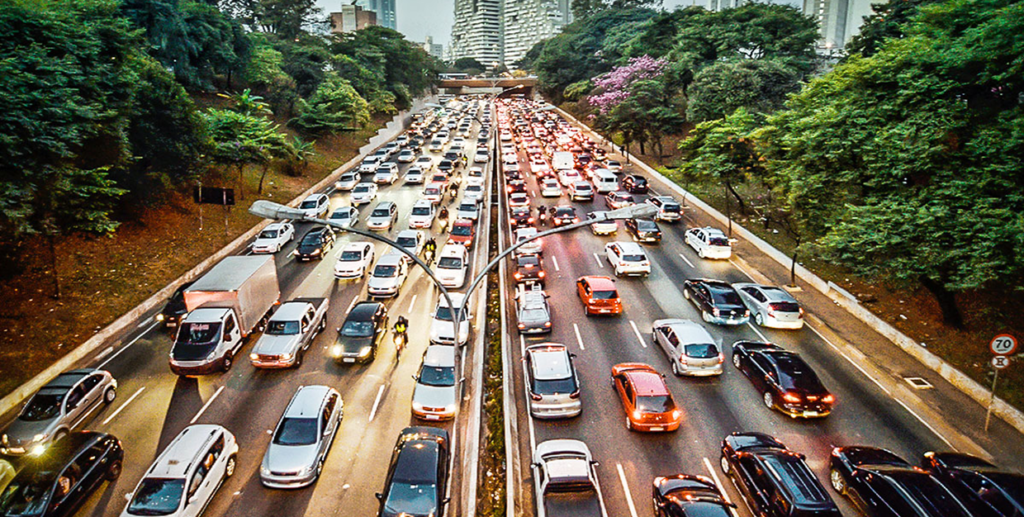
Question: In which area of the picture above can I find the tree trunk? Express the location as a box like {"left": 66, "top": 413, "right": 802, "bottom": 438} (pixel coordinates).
{"left": 638, "top": 138, "right": 646, "bottom": 155}
{"left": 789, "top": 249, "right": 798, "bottom": 287}
{"left": 236, "top": 164, "right": 245, "bottom": 200}
{"left": 725, "top": 180, "right": 747, "bottom": 214}
{"left": 919, "top": 275, "right": 964, "bottom": 329}
{"left": 258, "top": 163, "right": 270, "bottom": 194}
{"left": 48, "top": 233, "right": 61, "bottom": 299}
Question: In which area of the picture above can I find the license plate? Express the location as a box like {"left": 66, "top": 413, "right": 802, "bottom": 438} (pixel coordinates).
{"left": 343, "top": 358, "right": 355, "bottom": 363}
{"left": 425, "top": 415, "right": 440, "bottom": 421}
{"left": 803, "top": 411, "right": 819, "bottom": 417}
{"left": 650, "top": 427, "right": 664, "bottom": 432}
{"left": 599, "top": 309, "right": 610, "bottom": 313}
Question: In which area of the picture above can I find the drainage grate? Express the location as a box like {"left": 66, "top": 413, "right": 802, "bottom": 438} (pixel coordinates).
{"left": 905, "top": 377, "right": 933, "bottom": 390}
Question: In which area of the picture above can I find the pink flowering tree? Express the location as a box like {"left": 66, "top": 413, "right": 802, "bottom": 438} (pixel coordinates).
{"left": 588, "top": 55, "right": 669, "bottom": 114}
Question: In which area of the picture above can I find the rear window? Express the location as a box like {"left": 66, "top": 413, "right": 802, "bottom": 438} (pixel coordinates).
{"left": 636, "top": 395, "right": 674, "bottom": 413}
{"left": 438, "top": 257, "right": 463, "bottom": 269}
{"left": 684, "top": 344, "right": 720, "bottom": 358}
{"left": 592, "top": 290, "right": 618, "bottom": 300}
{"left": 532, "top": 377, "right": 577, "bottom": 396}
{"left": 769, "top": 302, "right": 801, "bottom": 313}
{"left": 662, "top": 203, "right": 681, "bottom": 213}
{"left": 622, "top": 254, "right": 646, "bottom": 262}
{"left": 710, "top": 288, "right": 742, "bottom": 306}
{"left": 709, "top": 237, "right": 730, "bottom": 246}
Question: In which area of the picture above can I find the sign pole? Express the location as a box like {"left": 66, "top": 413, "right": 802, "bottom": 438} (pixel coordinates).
{"left": 198, "top": 182, "right": 204, "bottom": 231}
{"left": 223, "top": 190, "right": 230, "bottom": 237}
{"left": 985, "top": 368, "right": 999, "bottom": 432}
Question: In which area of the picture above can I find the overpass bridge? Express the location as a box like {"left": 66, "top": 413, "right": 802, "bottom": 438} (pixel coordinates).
{"left": 436, "top": 77, "right": 538, "bottom": 97}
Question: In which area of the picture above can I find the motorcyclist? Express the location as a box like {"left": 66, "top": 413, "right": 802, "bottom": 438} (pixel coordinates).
{"left": 537, "top": 205, "right": 547, "bottom": 226}
{"left": 424, "top": 237, "right": 437, "bottom": 262}
{"left": 394, "top": 315, "right": 409, "bottom": 340}
{"left": 438, "top": 205, "right": 450, "bottom": 221}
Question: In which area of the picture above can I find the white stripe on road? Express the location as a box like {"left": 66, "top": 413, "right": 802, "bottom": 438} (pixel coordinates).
{"left": 593, "top": 252, "right": 604, "bottom": 267}
{"left": 895, "top": 398, "right": 957, "bottom": 450}
{"left": 573, "top": 323, "right": 585, "bottom": 351}
{"left": 408, "top": 294, "right": 418, "bottom": 311}
{"left": 677, "top": 252, "right": 695, "bottom": 268}
{"left": 729, "top": 259, "right": 757, "bottom": 281}
{"left": 551, "top": 255, "right": 560, "bottom": 272}
{"left": 747, "top": 322, "right": 769, "bottom": 342}
{"left": 190, "top": 385, "right": 225, "bottom": 424}
{"left": 806, "top": 324, "right": 891, "bottom": 396}
{"left": 369, "top": 384, "right": 386, "bottom": 422}
{"left": 97, "top": 321, "right": 160, "bottom": 369}
{"left": 628, "top": 320, "right": 648, "bottom": 348}
{"left": 346, "top": 296, "right": 358, "bottom": 314}
{"left": 102, "top": 387, "right": 145, "bottom": 425}
{"left": 616, "top": 463, "right": 640, "bottom": 517}
{"left": 703, "top": 457, "right": 740, "bottom": 517}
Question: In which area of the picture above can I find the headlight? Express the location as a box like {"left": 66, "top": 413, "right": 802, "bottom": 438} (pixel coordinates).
{"left": 412, "top": 402, "right": 424, "bottom": 412}
{"left": 250, "top": 353, "right": 259, "bottom": 361}
{"left": 280, "top": 353, "right": 292, "bottom": 362}
{"left": 632, "top": 410, "right": 642, "bottom": 420}
{"left": 311, "top": 249, "right": 321, "bottom": 256}
{"left": 29, "top": 444, "right": 47, "bottom": 456}
{"left": 156, "top": 314, "right": 165, "bottom": 322}
{"left": 331, "top": 345, "right": 343, "bottom": 357}
{"left": 444, "top": 404, "right": 457, "bottom": 414}
{"left": 261, "top": 465, "right": 270, "bottom": 475}
{"left": 358, "top": 346, "right": 372, "bottom": 358}
{"left": 301, "top": 463, "right": 316, "bottom": 474}
{"left": 32, "top": 433, "right": 47, "bottom": 443}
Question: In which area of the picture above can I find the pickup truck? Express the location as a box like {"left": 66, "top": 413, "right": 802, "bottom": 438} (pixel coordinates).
{"left": 249, "top": 298, "right": 328, "bottom": 369}
{"left": 532, "top": 440, "right": 607, "bottom": 517}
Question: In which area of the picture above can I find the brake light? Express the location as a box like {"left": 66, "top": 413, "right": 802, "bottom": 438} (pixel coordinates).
{"left": 572, "top": 218, "right": 579, "bottom": 223}
{"left": 713, "top": 307, "right": 720, "bottom": 317}
{"left": 514, "top": 272, "right": 523, "bottom": 280}
{"left": 518, "top": 323, "right": 525, "bottom": 329}
{"left": 544, "top": 321, "right": 552, "bottom": 327}
{"left": 569, "top": 390, "right": 580, "bottom": 399}
{"left": 799, "top": 307, "right": 805, "bottom": 318}
{"left": 822, "top": 394, "right": 835, "bottom": 404}
{"left": 782, "top": 392, "right": 802, "bottom": 403}
{"left": 509, "top": 218, "right": 515, "bottom": 224}
{"left": 679, "top": 355, "right": 688, "bottom": 366}
{"left": 538, "top": 271, "right": 546, "bottom": 278}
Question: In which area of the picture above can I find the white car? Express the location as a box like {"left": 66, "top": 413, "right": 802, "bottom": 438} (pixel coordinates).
{"left": 396, "top": 149, "right": 416, "bottom": 163}
{"left": 359, "top": 156, "right": 381, "bottom": 173}
{"left": 539, "top": 178, "right": 561, "bottom": 197}
{"left": 530, "top": 158, "right": 550, "bottom": 174}
{"left": 466, "top": 166, "right": 485, "bottom": 186}
{"left": 504, "top": 161, "right": 520, "bottom": 173}
{"left": 429, "top": 293, "right": 472, "bottom": 345}
{"left": 464, "top": 184, "right": 485, "bottom": 203}
{"left": 405, "top": 167, "right": 425, "bottom": 184}
{"left": 298, "top": 193, "right": 330, "bottom": 219}
{"left": 411, "top": 345, "right": 458, "bottom": 421}
{"left": 605, "top": 160, "right": 622, "bottom": 173}
{"left": 373, "top": 163, "right": 399, "bottom": 185}
{"left": 367, "top": 253, "right": 409, "bottom": 298}
{"left": 334, "top": 242, "right": 375, "bottom": 278}
{"left": 436, "top": 244, "right": 469, "bottom": 288}
{"left": 502, "top": 152, "right": 519, "bottom": 164}
{"left": 531, "top": 440, "right": 600, "bottom": 517}
{"left": 588, "top": 211, "right": 617, "bottom": 235}
{"left": 508, "top": 192, "right": 530, "bottom": 208}
{"left": 327, "top": 206, "right": 359, "bottom": 228}
{"left": 393, "top": 230, "right": 424, "bottom": 263}
{"left": 605, "top": 241, "right": 651, "bottom": 277}
{"left": 513, "top": 227, "right": 542, "bottom": 256}
{"left": 558, "top": 169, "right": 582, "bottom": 187}
{"left": 334, "top": 172, "right": 359, "bottom": 191}
{"left": 414, "top": 156, "right": 434, "bottom": 169}
{"left": 423, "top": 183, "right": 444, "bottom": 204}
{"left": 685, "top": 227, "right": 732, "bottom": 259}
{"left": 456, "top": 201, "right": 479, "bottom": 221}
{"left": 350, "top": 183, "right": 378, "bottom": 205}
{"left": 733, "top": 283, "right": 805, "bottom": 329}
{"left": 474, "top": 149, "right": 489, "bottom": 163}
{"left": 252, "top": 222, "right": 295, "bottom": 254}
{"left": 408, "top": 199, "right": 437, "bottom": 228}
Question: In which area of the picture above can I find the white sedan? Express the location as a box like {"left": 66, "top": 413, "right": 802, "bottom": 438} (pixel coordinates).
{"left": 251, "top": 222, "right": 295, "bottom": 254}
{"left": 558, "top": 169, "right": 582, "bottom": 187}
{"left": 334, "top": 242, "right": 375, "bottom": 278}
{"left": 475, "top": 149, "right": 489, "bottom": 163}
{"left": 456, "top": 202, "right": 479, "bottom": 221}
{"left": 508, "top": 192, "right": 530, "bottom": 208}
{"left": 429, "top": 293, "right": 472, "bottom": 345}
{"left": 685, "top": 227, "right": 732, "bottom": 259}
{"left": 327, "top": 207, "right": 359, "bottom": 228}
{"left": 405, "top": 167, "right": 425, "bottom": 184}
{"left": 605, "top": 241, "right": 651, "bottom": 277}
{"left": 396, "top": 149, "right": 416, "bottom": 163}
{"left": 540, "top": 178, "right": 562, "bottom": 197}
{"left": 464, "top": 184, "right": 485, "bottom": 203}
{"left": 414, "top": 156, "right": 434, "bottom": 169}
{"left": 408, "top": 200, "right": 437, "bottom": 229}
{"left": 373, "top": 163, "right": 399, "bottom": 185}
{"left": 334, "top": 172, "right": 359, "bottom": 191}
{"left": 350, "top": 183, "right": 378, "bottom": 205}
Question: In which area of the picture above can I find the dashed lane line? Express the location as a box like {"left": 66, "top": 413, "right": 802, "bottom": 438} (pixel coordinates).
{"left": 616, "top": 463, "right": 640, "bottom": 517}
{"left": 703, "top": 457, "right": 740, "bottom": 517}
{"left": 190, "top": 385, "right": 225, "bottom": 424}
{"left": 102, "top": 387, "right": 145, "bottom": 426}
{"left": 573, "top": 323, "right": 586, "bottom": 351}
{"left": 677, "top": 252, "right": 695, "bottom": 269}
{"left": 593, "top": 252, "right": 604, "bottom": 268}
{"left": 369, "top": 384, "right": 386, "bottom": 422}
{"left": 628, "top": 320, "right": 648, "bottom": 348}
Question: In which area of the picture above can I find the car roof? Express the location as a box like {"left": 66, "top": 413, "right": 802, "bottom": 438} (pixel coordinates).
{"left": 439, "top": 244, "right": 467, "bottom": 257}
{"left": 758, "top": 453, "right": 836, "bottom": 508}
{"left": 623, "top": 369, "right": 670, "bottom": 396}
{"left": 374, "top": 200, "right": 396, "bottom": 208}
{"left": 612, "top": 241, "right": 645, "bottom": 254}
{"left": 423, "top": 345, "right": 456, "bottom": 366}
{"left": 348, "top": 301, "right": 383, "bottom": 319}
{"left": 437, "top": 293, "right": 467, "bottom": 307}
{"left": 149, "top": 425, "right": 225, "bottom": 478}
{"left": 396, "top": 229, "right": 420, "bottom": 239}
{"left": 582, "top": 276, "right": 616, "bottom": 290}
{"left": 343, "top": 241, "right": 371, "bottom": 251}
{"left": 377, "top": 253, "right": 404, "bottom": 266}
{"left": 47, "top": 370, "right": 92, "bottom": 389}
{"left": 413, "top": 199, "right": 433, "bottom": 207}
{"left": 527, "top": 345, "right": 572, "bottom": 380}
{"left": 702, "top": 227, "right": 727, "bottom": 237}
{"left": 303, "top": 193, "right": 326, "bottom": 201}
{"left": 266, "top": 222, "right": 290, "bottom": 230}
{"left": 283, "top": 385, "right": 332, "bottom": 418}
{"left": 663, "top": 320, "right": 715, "bottom": 343}
{"left": 520, "top": 290, "right": 548, "bottom": 308}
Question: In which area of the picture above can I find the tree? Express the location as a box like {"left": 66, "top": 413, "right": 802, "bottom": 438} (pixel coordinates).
{"left": 203, "top": 109, "right": 291, "bottom": 196}
{"left": 452, "top": 57, "right": 485, "bottom": 75}
{"left": 219, "top": 89, "right": 273, "bottom": 116}
{"left": 288, "top": 72, "right": 371, "bottom": 137}
{"left": 846, "top": 0, "right": 943, "bottom": 57}
{"left": 679, "top": 108, "right": 764, "bottom": 215}
{"left": 220, "top": 0, "right": 322, "bottom": 39}
{"left": 571, "top": 0, "right": 606, "bottom": 20}
{"left": 687, "top": 59, "right": 800, "bottom": 122}
{"left": 243, "top": 33, "right": 298, "bottom": 114}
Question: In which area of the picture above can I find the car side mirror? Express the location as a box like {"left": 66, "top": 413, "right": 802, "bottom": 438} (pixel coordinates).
{"left": 188, "top": 495, "right": 199, "bottom": 505}
{"left": 460, "top": 377, "right": 466, "bottom": 384}
{"left": 591, "top": 460, "right": 600, "bottom": 466}
{"left": 336, "top": 327, "right": 341, "bottom": 333}
{"left": 412, "top": 374, "right": 419, "bottom": 381}
{"left": 375, "top": 493, "right": 383, "bottom": 500}
{"left": 443, "top": 497, "right": 451, "bottom": 505}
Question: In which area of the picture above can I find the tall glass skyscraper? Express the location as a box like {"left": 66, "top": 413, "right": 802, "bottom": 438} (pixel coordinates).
{"left": 355, "top": 0, "right": 396, "bottom": 30}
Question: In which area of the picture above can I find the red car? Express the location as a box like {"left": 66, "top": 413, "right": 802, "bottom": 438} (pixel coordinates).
{"left": 612, "top": 363, "right": 682, "bottom": 432}
{"left": 447, "top": 219, "right": 476, "bottom": 249}
{"left": 576, "top": 276, "right": 622, "bottom": 316}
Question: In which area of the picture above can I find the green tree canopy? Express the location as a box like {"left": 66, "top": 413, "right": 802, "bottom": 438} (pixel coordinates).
{"left": 289, "top": 72, "right": 371, "bottom": 137}
{"left": 687, "top": 59, "right": 800, "bottom": 122}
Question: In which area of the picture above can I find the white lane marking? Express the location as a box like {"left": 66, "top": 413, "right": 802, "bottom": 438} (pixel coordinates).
{"left": 346, "top": 296, "right": 358, "bottom": 314}
{"left": 530, "top": 190, "right": 537, "bottom": 198}
{"left": 137, "top": 319, "right": 153, "bottom": 329}
{"left": 102, "top": 387, "right": 145, "bottom": 425}
{"left": 408, "top": 294, "right": 418, "bottom": 311}
{"left": 746, "top": 322, "right": 769, "bottom": 342}
{"left": 369, "top": 384, "right": 386, "bottom": 422}
{"left": 894, "top": 398, "right": 957, "bottom": 450}
{"left": 703, "top": 457, "right": 740, "bottom": 517}
{"left": 593, "top": 252, "right": 604, "bottom": 267}
{"left": 677, "top": 252, "right": 695, "bottom": 268}
{"left": 729, "top": 259, "right": 757, "bottom": 281}
{"left": 552, "top": 255, "right": 560, "bottom": 272}
{"left": 573, "top": 323, "right": 586, "bottom": 351}
{"left": 190, "top": 385, "right": 225, "bottom": 424}
{"left": 616, "top": 463, "right": 640, "bottom": 517}
{"left": 97, "top": 321, "right": 160, "bottom": 369}
{"left": 806, "top": 324, "right": 892, "bottom": 396}
{"left": 628, "top": 320, "right": 648, "bottom": 348}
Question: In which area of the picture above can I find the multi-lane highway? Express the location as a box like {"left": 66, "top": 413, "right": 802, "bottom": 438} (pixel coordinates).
{"left": 498, "top": 98, "right": 1024, "bottom": 517}
{"left": 0, "top": 100, "right": 493, "bottom": 517}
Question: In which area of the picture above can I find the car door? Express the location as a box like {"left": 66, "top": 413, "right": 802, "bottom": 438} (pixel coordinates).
{"left": 78, "top": 374, "right": 104, "bottom": 418}
{"left": 198, "top": 433, "right": 227, "bottom": 505}
{"left": 740, "top": 287, "right": 767, "bottom": 314}
{"left": 606, "top": 244, "right": 620, "bottom": 268}
{"left": 222, "top": 315, "right": 241, "bottom": 354}
{"left": 655, "top": 327, "right": 677, "bottom": 364}
{"left": 300, "top": 310, "right": 314, "bottom": 350}
{"left": 736, "top": 455, "right": 772, "bottom": 517}
{"left": 748, "top": 354, "right": 773, "bottom": 393}
{"left": 64, "top": 383, "right": 91, "bottom": 427}
{"left": 63, "top": 442, "right": 109, "bottom": 513}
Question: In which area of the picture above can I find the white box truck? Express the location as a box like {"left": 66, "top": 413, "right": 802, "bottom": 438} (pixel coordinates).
{"left": 170, "top": 256, "right": 280, "bottom": 375}
{"left": 552, "top": 151, "right": 575, "bottom": 172}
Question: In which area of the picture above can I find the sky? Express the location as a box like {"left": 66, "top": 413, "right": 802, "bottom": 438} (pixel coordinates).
{"left": 316, "top": 0, "right": 802, "bottom": 47}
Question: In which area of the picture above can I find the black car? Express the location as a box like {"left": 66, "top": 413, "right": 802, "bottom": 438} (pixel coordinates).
{"left": 721, "top": 432, "right": 841, "bottom": 517}
{"left": 829, "top": 446, "right": 975, "bottom": 517}
{"left": 0, "top": 432, "right": 123, "bottom": 517}
{"left": 552, "top": 206, "right": 578, "bottom": 227}
{"left": 577, "top": 153, "right": 593, "bottom": 166}
{"left": 158, "top": 281, "right": 194, "bottom": 328}
{"left": 622, "top": 174, "right": 649, "bottom": 194}
{"left": 509, "top": 207, "right": 534, "bottom": 229}
{"left": 922, "top": 451, "right": 1023, "bottom": 517}
{"left": 505, "top": 169, "right": 523, "bottom": 181}
{"left": 682, "top": 279, "right": 750, "bottom": 325}
{"left": 333, "top": 302, "right": 388, "bottom": 363}
{"left": 625, "top": 218, "right": 661, "bottom": 243}
{"left": 731, "top": 341, "right": 834, "bottom": 418}
{"left": 443, "top": 150, "right": 462, "bottom": 163}
{"left": 652, "top": 474, "right": 735, "bottom": 517}
{"left": 376, "top": 427, "right": 450, "bottom": 517}
{"left": 295, "top": 226, "right": 335, "bottom": 261}
{"left": 506, "top": 180, "right": 527, "bottom": 194}
{"left": 438, "top": 159, "right": 454, "bottom": 174}
{"left": 513, "top": 254, "right": 546, "bottom": 286}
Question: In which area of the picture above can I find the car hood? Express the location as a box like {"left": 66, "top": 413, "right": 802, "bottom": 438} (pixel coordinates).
{"left": 367, "top": 217, "right": 391, "bottom": 225}
{"left": 263, "top": 443, "right": 319, "bottom": 474}
{"left": 413, "top": 383, "right": 457, "bottom": 408}
{"left": 337, "top": 335, "right": 374, "bottom": 353}
{"left": 296, "top": 244, "right": 321, "bottom": 254}
{"left": 253, "top": 334, "right": 302, "bottom": 356}
{"left": 430, "top": 319, "right": 469, "bottom": 339}
{"left": 3, "top": 418, "right": 55, "bottom": 447}
{"left": 368, "top": 276, "right": 400, "bottom": 289}
{"left": 252, "top": 238, "right": 279, "bottom": 248}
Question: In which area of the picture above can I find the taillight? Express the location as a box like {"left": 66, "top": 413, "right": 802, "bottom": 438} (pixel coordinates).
{"left": 518, "top": 323, "right": 525, "bottom": 329}
{"left": 509, "top": 218, "right": 515, "bottom": 224}
{"left": 514, "top": 272, "right": 522, "bottom": 280}
{"left": 799, "top": 307, "right": 805, "bottom": 318}
{"left": 678, "top": 355, "right": 688, "bottom": 366}
{"left": 572, "top": 218, "right": 579, "bottom": 223}
{"left": 717, "top": 353, "right": 724, "bottom": 364}
{"left": 713, "top": 307, "right": 720, "bottom": 317}
{"left": 822, "top": 394, "right": 835, "bottom": 404}
{"left": 528, "top": 217, "right": 535, "bottom": 223}
{"left": 544, "top": 321, "right": 552, "bottom": 327}
{"left": 530, "top": 393, "right": 542, "bottom": 401}
{"left": 538, "top": 271, "right": 546, "bottom": 278}
{"left": 782, "top": 392, "right": 802, "bottom": 403}
{"left": 569, "top": 390, "right": 580, "bottom": 399}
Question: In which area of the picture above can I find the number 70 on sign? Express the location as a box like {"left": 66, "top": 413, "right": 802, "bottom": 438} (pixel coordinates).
{"left": 990, "top": 334, "right": 1018, "bottom": 356}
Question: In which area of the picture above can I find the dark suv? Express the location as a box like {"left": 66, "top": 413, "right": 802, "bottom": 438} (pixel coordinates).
{"left": 332, "top": 302, "right": 387, "bottom": 364}
{"left": 376, "top": 427, "right": 450, "bottom": 517}
{"left": 513, "top": 253, "right": 546, "bottom": 286}
{"left": 922, "top": 451, "right": 1024, "bottom": 517}
{"left": 721, "top": 432, "right": 841, "bottom": 517}
{"left": 295, "top": 226, "right": 335, "bottom": 261}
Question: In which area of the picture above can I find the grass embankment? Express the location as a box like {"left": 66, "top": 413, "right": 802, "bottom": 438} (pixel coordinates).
{"left": 476, "top": 197, "right": 506, "bottom": 516}
{"left": 0, "top": 123, "right": 381, "bottom": 397}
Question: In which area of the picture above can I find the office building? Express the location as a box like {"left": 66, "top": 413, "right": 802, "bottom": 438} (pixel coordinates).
{"left": 355, "top": 0, "right": 396, "bottom": 30}
{"left": 804, "top": 0, "right": 878, "bottom": 49}
{"left": 450, "top": 0, "right": 503, "bottom": 66}
{"left": 706, "top": 0, "right": 746, "bottom": 11}
{"left": 330, "top": 5, "right": 377, "bottom": 34}
{"left": 423, "top": 36, "right": 445, "bottom": 60}
{"left": 502, "top": 0, "right": 572, "bottom": 66}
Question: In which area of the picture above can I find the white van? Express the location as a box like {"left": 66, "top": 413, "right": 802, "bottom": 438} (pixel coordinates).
{"left": 592, "top": 168, "right": 618, "bottom": 193}
{"left": 122, "top": 425, "right": 238, "bottom": 517}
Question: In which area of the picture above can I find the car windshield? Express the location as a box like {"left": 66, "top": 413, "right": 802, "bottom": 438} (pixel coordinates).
{"left": 301, "top": 233, "right": 322, "bottom": 245}
{"left": 273, "top": 417, "right": 318, "bottom": 446}
{"left": 383, "top": 482, "right": 437, "bottom": 515}
{"left": 397, "top": 237, "right": 417, "bottom": 248}
{"left": 636, "top": 395, "right": 674, "bottom": 413}
{"left": 20, "top": 391, "right": 63, "bottom": 421}
{"left": 451, "top": 225, "right": 472, "bottom": 237}
{"left": 341, "top": 320, "right": 374, "bottom": 337}
{"left": 435, "top": 306, "right": 467, "bottom": 321}
{"left": 258, "top": 229, "right": 279, "bottom": 239}
{"left": 412, "top": 206, "right": 431, "bottom": 216}
{"left": 459, "top": 204, "right": 475, "bottom": 212}
{"left": 419, "top": 365, "right": 456, "bottom": 387}
{"left": 354, "top": 185, "right": 370, "bottom": 193}
{"left": 438, "top": 257, "right": 463, "bottom": 269}
{"left": 622, "top": 254, "right": 646, "bottom": 262}
{"left": 637, "top": 221, "right": 658, "bottom": 231}
{"left": 1, "top": 472, "right": 57, "bottom": 516}
{"left": 329, "top": 211, "right": 350, "bottom": 220}
{"left": 371, "top": 209, "right": 390, "bottom": 217}
{"left": 592, "top": 290, "right": 618, "bottom": 300}
{"left": 126, "top": 478, "right": 185, "bottom": 516}
{"left": 300, "top": 200, "right": 317, "bottom": 209}
{"left": 341, "top": 250, "right": 364, "bottom": 261}
{"left": 374, "top": 265, "right": 398, "bottom": 277}
{"left": 177, "top": 322, "right": 221, "bottom": 345}
{"left": 265, "top": 319, "right": 299, "bottom": 335}
{"left": 709, "top": 287, "right": 743, "bottom": 306}
{"left": 685, "top": 344, "right": 720, "bottom": 358}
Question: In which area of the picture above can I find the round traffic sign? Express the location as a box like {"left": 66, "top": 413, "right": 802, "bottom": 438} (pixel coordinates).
{"left": 990, "top": 334, "right": 1018, "bottom": 356}
{"left": 992, "top": 356, "right": 1011, "bottom": 370}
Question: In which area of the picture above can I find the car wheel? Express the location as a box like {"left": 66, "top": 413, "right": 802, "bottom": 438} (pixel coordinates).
{"left": 625, "top": 417, "right": 632, "bottom": 430}
{"left": 106, "top": 459, "right": 123, "bottom": 481}
{"left": 830, "top": 468, "right": 847, "bottom": 494}
{"left": 702, "top": 310, "right": 711, "bottom": 323}
{"left": 763, "top": 392, "right": 774, "bottom": 409}
{"left": 720, "top": 455, "right": 731, "bottom": 474}
{"left": 103, "top": 386, "right": 117, "bottom": 404}
{"left": 222, "top": 352, "right": 233, "bottom": 372}
{"left": 583, "top": 304, "right": 590, "bottom": 317}
{"left": 54, "top": 430, "right": 68, "bottom": 443}
{"left": 698, "top": 248, "right": 706, "bottom": 259}
{"left": 671, "top": 362, "right": 681, "bottom": 376}
{"left": 225, "top": 455, "right": 237, "bottom": 478}
{"left": 733, "top": 354, "right": 742, "bottom": 369}
{"left": 755, "top": 312, "right": 765, "bottom": 326}
{"left": 683, "top": 289, "right": 690, "bottom": 300}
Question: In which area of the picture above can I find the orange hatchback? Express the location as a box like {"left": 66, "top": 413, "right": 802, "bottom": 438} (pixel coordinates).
{"left": 577, "top": 276, "right": 622, "bottom": 316}
{"left": 448, "top": 219, "right": 476, "bottom": 249}
{"left": 611, "top": 363, "right": 682, "bottom": 432}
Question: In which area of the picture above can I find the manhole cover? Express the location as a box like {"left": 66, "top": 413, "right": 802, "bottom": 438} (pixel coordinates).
{"left": 905, "top": 377, "right": 933, "bottom": 390}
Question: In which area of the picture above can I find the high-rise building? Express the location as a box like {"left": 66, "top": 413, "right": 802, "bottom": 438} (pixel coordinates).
{"left": 706, "top": 0, "right": 746, "bottom": 11}
{"left": 804, "top": 0, "right": 878, "bottom": 49}
{"left": 502, "top": 0, "right": 572, "bottom": 66}
{"left": 329, "top": 5, "right": 377, "bottom": 34}
{"left": 450, "top": 0, "right": 503, "bottom": 66}
{"left": 423, "top": 36, "right": 445, "bottom": 60}
{"left": 355, "top": 0, "right": 396, "bottom": 30}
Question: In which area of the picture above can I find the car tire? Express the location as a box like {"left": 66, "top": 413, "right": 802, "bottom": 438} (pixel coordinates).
{"left": 720, "top": 455, "right": 731, "bottom": 475}
{"left": 683, "top": 288, "right": 690, "bottom": 300}
{"left": 702, "top": 310, "right": 711, "bottom": 323}
{"left": 763, "top": 392, "right": 774, "bottom": 409}
{"left": 103, "top": 386, "right": 117, "bottom": 404}
{"left": 225, "top": 455, "right": 237, "bottom": 478}
{"left": 698, "top": 248, "right": 706, "bottom": 259}
{"left": 106, "top": 459, "right": 123, "bottom": 481}
{"left": 733, "top": 354, "right": 742, "bottom": 369}
{"left": 755, "top": 312, "right": 765, "bottom": 326}
{"left": 671, "top": 362, "right": 681, "bottom": 376}
{"left": 625, "top": 417, "right": 632, "bottom": 431}
{"left": 222, "top": 352, "right": 233, "bottom": 372}
{"left": 54, "top": 430, "right": 68, "bottom": 443}
{"left": 830, "top": 468, "right": 847, "bottom": 494}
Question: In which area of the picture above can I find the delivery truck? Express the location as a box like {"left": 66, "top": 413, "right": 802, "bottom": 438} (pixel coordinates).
{"left": 169, "top": 256, "right": 280, "bottom": 375}
{"left": 552, "top": 151, "right": 575, "bottom": 172}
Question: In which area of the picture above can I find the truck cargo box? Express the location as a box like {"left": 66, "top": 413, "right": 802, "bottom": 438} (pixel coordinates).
{"left": 184, "top": 256, "right": 279, "bottom": 336}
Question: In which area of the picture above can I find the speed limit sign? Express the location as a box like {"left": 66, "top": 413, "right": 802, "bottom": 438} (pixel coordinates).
{"left": 991, "top": 334, "right": 1018, "bottom": 356}
{"left": 992, "top": 356, "right": 1011, "bottom": 370}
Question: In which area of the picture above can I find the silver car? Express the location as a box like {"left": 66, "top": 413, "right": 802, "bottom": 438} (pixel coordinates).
{"left": 393, "top": 230, "right": 424, "bottom": 263}
{"left": 524, "top": 344, "right": 581, "bottom": 419}
{"left": 456, "top": 202, "right": 479, "bottom": 221}
{"left": 516, "top": 287, "right": 552, "bottom": 334}
{"left": 1, "top": 369, "right": 117, "bottom": 456}
{"left": 367, "top": 253, "right": 408, "bottom": 298}
{"left": 261, "top": 386, "right": 342, "bottom": 488}
{"left": 366, "top": 201, "right": 398, "bottom": 231}
{"left": 411, "top": 345, "right": 459, "bottom": 421}
{"left": 652, "top": 318, "right": 724, "bottom": 377}
{"left": 733, "top": 283, "right": 805, "bottom": 329}
{"left": 328, "top": 206, "right": 358, "bottom": 228}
